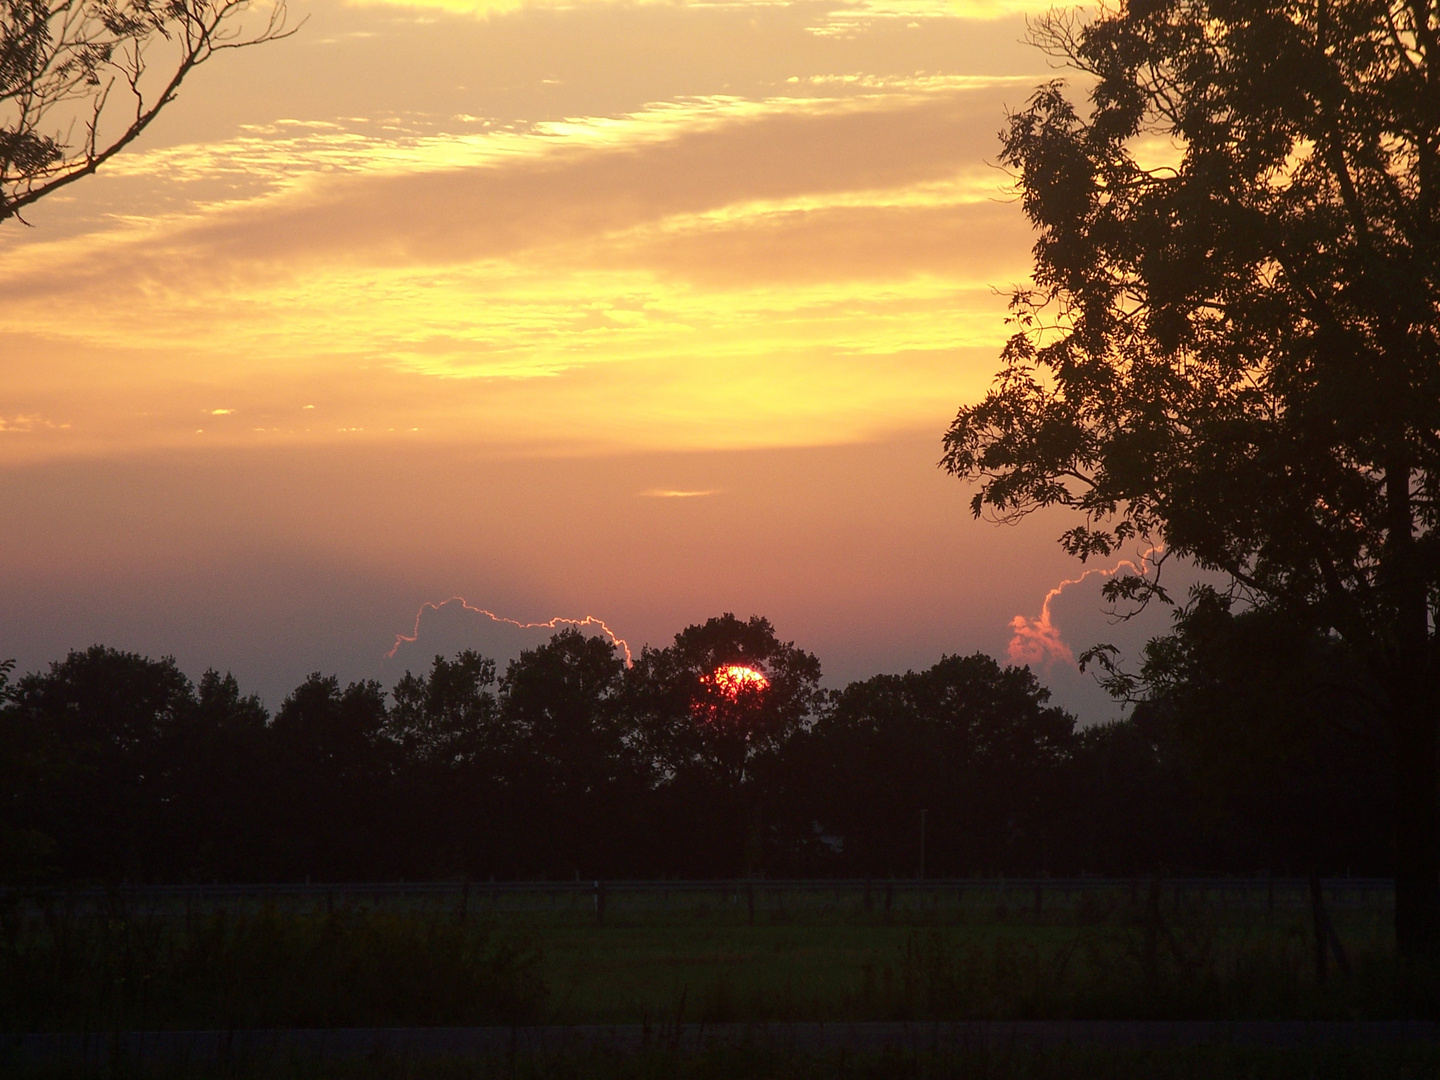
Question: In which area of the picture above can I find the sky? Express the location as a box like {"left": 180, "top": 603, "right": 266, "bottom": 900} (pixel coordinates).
{"left": 0, "top": 0, "right": 1179, "bottom": 721}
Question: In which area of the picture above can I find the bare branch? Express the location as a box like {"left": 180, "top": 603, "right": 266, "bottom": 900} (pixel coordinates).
{"left": 1, "top": 0, "right": 299, "bottom": 223}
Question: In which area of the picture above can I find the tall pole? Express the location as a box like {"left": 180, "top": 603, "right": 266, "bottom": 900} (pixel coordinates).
{"left": 920, "top": 809, "right": 928, "bottom": 881}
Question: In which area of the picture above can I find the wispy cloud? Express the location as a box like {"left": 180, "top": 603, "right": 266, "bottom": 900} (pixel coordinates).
{"left": 0, "top": 87, "right": 1024, "bottom": 375}
{"left": 0, "top": 0, "right": 1039, "bottom": 461}
{"left": 0, "top": 414, "right": 70, "bottom": 434}
{"left": 638, "top": 488, "right": 722, "bottom": 498}
{"left": 807, "top": 0, "right": 1037, "bottom": 34}
{"left": 345, "top": 0, "right": 1038, "bottom": 21}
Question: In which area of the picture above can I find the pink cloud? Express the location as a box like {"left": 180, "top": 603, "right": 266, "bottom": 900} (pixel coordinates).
{"left": 1006, "top": 551, "right": 1160, "bottom": 669}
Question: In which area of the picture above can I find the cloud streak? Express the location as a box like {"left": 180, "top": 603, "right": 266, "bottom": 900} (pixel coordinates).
{"left": 386, "top": 597, "right": 633, "bottom": 663}
{"left": 347, "top": 0, "right": 1038, "bottom": 24}
{"left": 0, "top": 0, "right": 1040, "bottom": 462}
{"left": 4, "top": 88, "right": 1014, "bottom": 297}
{"left": 0, "top": 84, "right": 1029, "bottom": 449}
{"left": 1008, "top": 550, "right": 1161, "bottom": 668}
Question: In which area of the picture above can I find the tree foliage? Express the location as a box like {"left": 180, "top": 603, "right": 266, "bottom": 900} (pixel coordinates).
{"left": 1129, "top": 595, "right": 1391, "bottom": 871}
{"left": 628, "top": 613, "right": 822, "bottom": 790}
{"left": 945, "top": 0, "right": 1438, "bottom": 615}
{"left": 501, "top": 628, "right": 630, "bottom": 795}
{"left": 802, "top": 654, "right": 1075, "bottom": 875}
{"left": 942, "top": 0, "right": 1440, "bottom": 951}
{"left": 0, "top": 628, "right": 1400, "bottom": 883}
{"left": 387, "top": 650, "right": 499, "bottom": 766}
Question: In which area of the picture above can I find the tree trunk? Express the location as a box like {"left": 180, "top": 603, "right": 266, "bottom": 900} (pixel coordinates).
{"left": 1384, "top": 461, "right": 1439, "bottom": 961}
{"left": 1390, "top": 685, "right": 1440, "bottom": 959}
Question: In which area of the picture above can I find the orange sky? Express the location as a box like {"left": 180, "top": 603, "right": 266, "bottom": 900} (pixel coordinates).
{"left": 0, "top": 0, "right": 1171, "bottom": 719}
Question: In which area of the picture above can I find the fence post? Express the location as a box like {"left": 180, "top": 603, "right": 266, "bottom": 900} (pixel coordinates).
{"left": 1309, "top": 872, "right": 1328, "bottom": 985}
{"left": 1308, "top": 873, "right": 1351, "bottom": 982}
{"left": 594, "top": 880, "right": 606, "bottom": 927}
{"left": 864, "top": 878, "right": 873, "bottom": 915}
{"left": 1034, "top": 882, "right": 1044, "bottom": 921}
{"left": 746, "top": 883, "right": 755, "bottom": 926}
{"left": 1143, "top": 878, "right": 1161, "bottom": 991}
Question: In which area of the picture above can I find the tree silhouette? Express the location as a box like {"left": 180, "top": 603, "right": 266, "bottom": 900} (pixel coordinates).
{"left": 0, "top": 647, "right": 274, "bottom": 881}
{"left": 628, "top": 614, "right": 821, "bottom": 790}
{"left": 387, "top": 650, "right": 500, "bottom": 766}
{"left": 2, "top": 0, "right": 294, "bottom": 223}
{"left": 499, "top": 628, "right": 638, "bottom": 875}
{"left": 0, "top": 634, "right": 1407, "bottom": 882}
{"left": 626, "top": 614, "right": 822, "bottom": 874}
{"left": 942, "top": 0, "right": 1440, "bottom": 956}
{"left": 162, "top": 668, "right": 271, "bottom": 880}
{"left": 1124, "top": 593, "right": 1392, "bottom": 875}
{"left": 500, "top": 628, "right": 630, "bottom": 796}
{"left": 269, "top": 673, "right": 393, "bottom": 879}
{"left": 4, "top": 646, "right": 193, "bottom": 879}
{"left": 803, "top": 654, "right": 1075, "bottom": 876}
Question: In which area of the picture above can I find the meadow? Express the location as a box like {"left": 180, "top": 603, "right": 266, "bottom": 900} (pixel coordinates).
{"left": 16, "top": 1045, "right": 1440, "bottom": 1080}
{"left": 2, "top": 879, "right": 1420, "bottom": 1034}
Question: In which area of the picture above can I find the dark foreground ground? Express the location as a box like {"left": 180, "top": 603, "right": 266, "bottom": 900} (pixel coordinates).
{"left": 7, "top": 882, "right": 1440, "bottom": 1076}
{"left": 11, "top": 1040, "right": 1440, "bottom": 1080}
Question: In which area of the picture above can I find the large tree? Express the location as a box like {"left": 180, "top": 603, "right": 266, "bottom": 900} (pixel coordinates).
{"left": 627, "top": 614, "right": 822, "bottom": 792}
{"left": 2, "top": 0, "right": 293, "bottom": 223}
{"left": 803, "top": 654, "right": 1075, "bottom": 876}
{"left": 626, "top": 614, "right": 822, "bottom": 874}
{"left": 4, "top": 646, "right": 195, "bottom": 880}
{"left": 942, "top": 0, "right": 1440, "bottom": 954}
{"left": 387, "top": 650, "right": 501, "bottom": 767}
{"left": 500, "top": 628, "right": 631, "bottom": 796}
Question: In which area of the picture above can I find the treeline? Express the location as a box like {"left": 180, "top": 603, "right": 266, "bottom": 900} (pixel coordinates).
{"left": 0, "top": 607, "right": 1394, "bottom": 884}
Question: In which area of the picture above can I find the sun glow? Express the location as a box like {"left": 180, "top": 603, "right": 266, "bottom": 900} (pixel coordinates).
{"left": 703, "top": 664, "right": 771, "bottom": 699}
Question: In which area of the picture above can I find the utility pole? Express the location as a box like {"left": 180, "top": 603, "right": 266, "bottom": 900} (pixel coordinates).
{"left": 919, "top": 809, "right": 928, "bottom": 881}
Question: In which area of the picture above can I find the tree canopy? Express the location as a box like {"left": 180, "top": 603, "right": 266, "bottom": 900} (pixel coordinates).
{"left": 941, "top": 0, "right": 1440, "bottom": 953}
{"left": 0, "top": 626, "right": 1399, "bottom": 885}
{"left": 627, "top": 613, "right": 822, "bottom": 790}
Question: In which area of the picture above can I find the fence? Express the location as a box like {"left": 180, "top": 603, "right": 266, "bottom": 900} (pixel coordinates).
{"left": 0, "top": 877, "right": 1395, "bottom": 922}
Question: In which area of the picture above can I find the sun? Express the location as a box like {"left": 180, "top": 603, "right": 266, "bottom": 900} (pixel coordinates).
{"left": 703, "top": 664, "right": 770, "bottom": 699}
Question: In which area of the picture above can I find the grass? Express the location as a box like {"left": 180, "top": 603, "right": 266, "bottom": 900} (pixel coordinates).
{"left": 14, "top": 1045, "right": 1440, "bottom": 1080}
{"left": 2, "top": 902, "right": 547, "bottom": 1032}
{"left": 532, "top": 884, "right": 1408, "bottom": 1024}
{"left": 3, "top": 882, "right": 1431, "bottom": 1034}
{"left": 537, "top": 918, "right": 1402, "bottom": 1024}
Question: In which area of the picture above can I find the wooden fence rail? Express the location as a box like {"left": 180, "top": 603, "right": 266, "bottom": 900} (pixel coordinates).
{"left": 0, "top": 875, "right": 1395, "bottom": 909}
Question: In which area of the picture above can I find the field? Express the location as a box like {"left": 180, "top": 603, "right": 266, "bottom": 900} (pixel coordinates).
{"left": 3, "top": 878, "right": 1421, "bottom": 1034}
{"left": 15, "top": 1045, "right": 1440, "bottom": 1080}
{"left": 11, "top": 881, "right": 1440, "bottom": 1080}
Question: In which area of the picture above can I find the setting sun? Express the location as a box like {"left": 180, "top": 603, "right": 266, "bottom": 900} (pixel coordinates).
{"left": 703, "top": 664, "right": 770, "bottom": 699}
